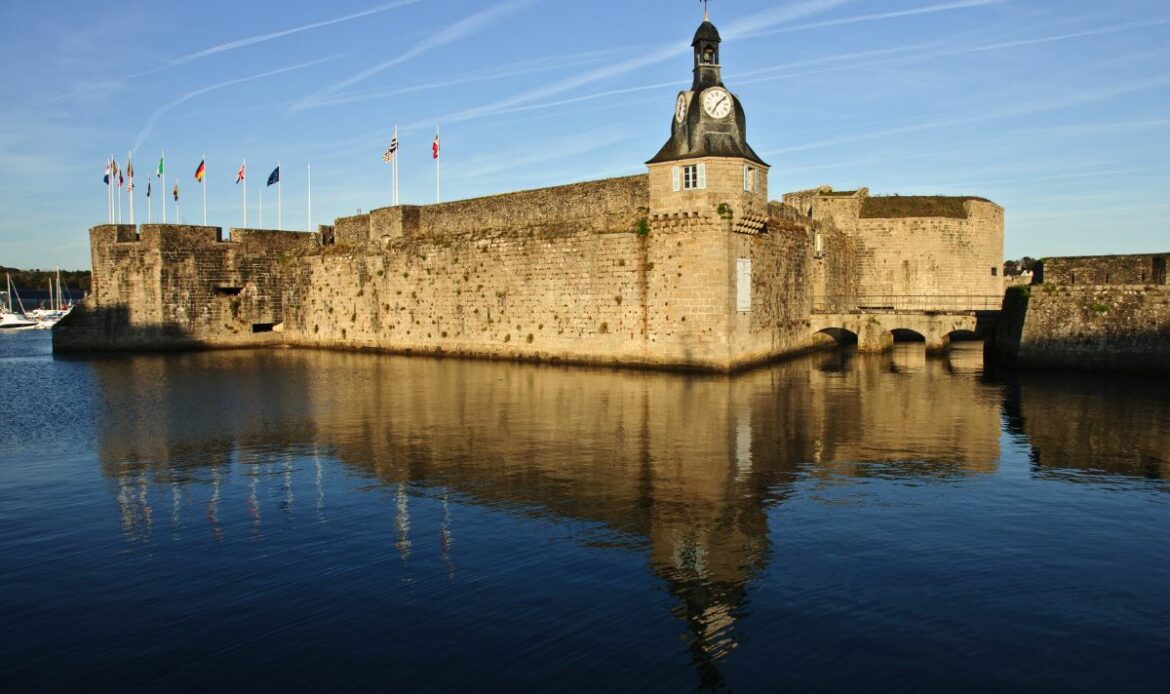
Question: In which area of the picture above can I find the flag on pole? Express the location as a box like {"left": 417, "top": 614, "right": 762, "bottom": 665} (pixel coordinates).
{"left": 173, "top": 183, "right": 179, "bottom": 202}
{"left": 432, "top": 132, "right": 440, "bottom": 159}
{"left": 118, "top": 169, "right": 124, "bottom": 188}
{"left": 236, "top": 161, "right": 246, "bottom": 184}
{"left": 267, "top": 166, "right": 280, "bottom": 186}
{"left": 126, "top": 159, "right": 134, "bottom": 189}
{"left": 157, "top": 155, "right": 165, "bottom": 177}
{"left": 194, "top": 159, "right": 206, "bottom": 182}
{"left": 103, "top": 160, "right": 111, "bottom": 184}
{"left": 147, "top": 180, "right": 152, "bottom": 197}
{"left": 383, "top": 134, "right": 398, "bottom": 163}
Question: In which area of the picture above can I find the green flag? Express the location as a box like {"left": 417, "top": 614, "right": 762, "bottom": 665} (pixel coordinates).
{"left": 157, "top": 154, "right": 164, "bottom": 177}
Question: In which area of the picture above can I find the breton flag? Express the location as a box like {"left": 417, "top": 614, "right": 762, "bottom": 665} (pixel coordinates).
{"left": 432, "top": 131, "right": 440, "bottom": 159}
{"left": 383, "top": 134, "right": 398, "bottom": 163}
{"left": 194, "top": 159, "right": 206, "bottom": 182}
{"left": 173, "top": 182, "right": 179, "bottom": 202}
{"left": 267, "top": 166, "right": 280, "bottom": 186}
{"left": 236, "top": 161, "right": 246, "bottom": 184}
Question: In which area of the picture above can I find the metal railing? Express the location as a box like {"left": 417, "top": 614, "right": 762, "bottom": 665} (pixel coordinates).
{"left": 813, "top": 295, "right": 1003, "bottom": 313}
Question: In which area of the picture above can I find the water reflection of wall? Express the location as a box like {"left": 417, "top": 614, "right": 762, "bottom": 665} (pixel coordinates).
{"left": 1011, "top": 371, "right": 1170, "bottom": 480}
{"left": 90, "top": 345, "right": 1004, "bottom": 685}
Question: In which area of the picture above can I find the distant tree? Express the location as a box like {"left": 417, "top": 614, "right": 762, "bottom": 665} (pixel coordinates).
{"left": 1003, "top": 259, "right": 1020, "bottom": 277}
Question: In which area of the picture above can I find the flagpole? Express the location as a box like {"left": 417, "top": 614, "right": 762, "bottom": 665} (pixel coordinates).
{"left": 147, "top": 183, "right": 152, "bottom": 224}
{"left": 201, "top": 154, "right": 208, "bottom": 226}
{"left": 435, "top": 125, "right": 441, "bottom": 204}
{"left": 161, "top": 151, "right": 167, "bottom": 224}
{"left": 393, "top": 125, "right": 399, "bottom": 206}
{"left": 128, "top": 150, "right": 135, "bottom": 226}
{"left": 118, "top": 172, "right": 122, "bottom": 224}
{"left": 243, "top": 159, "right": 248, "bottom": 228}
{"left": 307, "top": 163, "right": 312, "bottom": 232}
{"left": 107, "top": 156, "right": 113, "bottom": 224}
{"left": 277, "top": 160, "right": 282, "bottom": 231}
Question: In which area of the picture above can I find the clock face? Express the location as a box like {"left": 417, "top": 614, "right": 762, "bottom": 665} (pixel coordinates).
{"left": 675, "top": 94, "right": 687, "bottom": 123}
{"left": 702, "top": 88, "right": 732, "bottom": 119}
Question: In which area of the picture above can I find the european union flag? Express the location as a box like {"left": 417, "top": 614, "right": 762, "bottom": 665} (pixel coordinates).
{"left": 267, "top": 166, "right": 280, "bottom": 187}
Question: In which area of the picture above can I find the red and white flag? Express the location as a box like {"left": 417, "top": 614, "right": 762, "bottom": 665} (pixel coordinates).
{"left": 432, "top": 131, "right": 440, "bottom": 159}
{"left": 236, "top": 161, "right": 246, "bottom": 184}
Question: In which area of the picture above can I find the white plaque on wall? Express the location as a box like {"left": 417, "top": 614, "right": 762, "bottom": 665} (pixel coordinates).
{"left": 736, "top": 258, "right": 752, "bottom": 312}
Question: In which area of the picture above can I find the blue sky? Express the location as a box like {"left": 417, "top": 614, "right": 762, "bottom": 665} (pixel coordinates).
{"left": 1, "top": 0, "right": 1168, "bottom": 269}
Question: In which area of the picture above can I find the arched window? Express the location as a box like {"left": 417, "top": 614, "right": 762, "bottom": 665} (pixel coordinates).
{"left": 702, "top": 47, "right": 715, "bottom": 64}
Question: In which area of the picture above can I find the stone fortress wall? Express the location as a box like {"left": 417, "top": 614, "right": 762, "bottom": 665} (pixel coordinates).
{"left": 59, "top": 174, "right": 864, "bottom": 371}
{"left": 54, "top": 166, "right": 1016, "bottom": 372}
{"left": 784, "top": 187, "right": 1004, "bottom": 304}
{"left": 995, "top": 253, "right": 1170, "bottom": 372}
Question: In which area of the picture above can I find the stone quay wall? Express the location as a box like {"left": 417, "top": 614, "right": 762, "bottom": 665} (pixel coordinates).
{"left": 59, "top": 176, "right": 856, "bottom": 371}
{"left": 995, "top": 283, "right": 1170, "bottom": 372}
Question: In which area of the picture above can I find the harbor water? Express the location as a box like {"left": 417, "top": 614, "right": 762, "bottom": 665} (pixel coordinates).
{"left": 1, "top": 331, "right": 1168, "bottom": 691}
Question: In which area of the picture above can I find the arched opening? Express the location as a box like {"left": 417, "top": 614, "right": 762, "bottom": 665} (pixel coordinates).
{"left": 947, "top": 329, "right": 981, "bottom": 342}
{"left": 890, "top": 328, "right": 925, "bottom": 343}
{"left": 815, "top": 327, "right": 858, "bottom": 346}
{"left": 702, "top": 47, "right": 715, "bottom": 64}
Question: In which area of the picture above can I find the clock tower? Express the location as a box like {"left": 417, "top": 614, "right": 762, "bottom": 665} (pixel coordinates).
{"left": 646, "top": 14, "right": 768, "bottom": 231}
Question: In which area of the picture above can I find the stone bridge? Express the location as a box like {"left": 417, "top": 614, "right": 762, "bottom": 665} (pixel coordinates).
{"left": 811, "top": 296, "right": 1003, "bottom": 353}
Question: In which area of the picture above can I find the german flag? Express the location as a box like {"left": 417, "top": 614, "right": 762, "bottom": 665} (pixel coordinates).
{"left": 194, "top": 159, "right": 206, "bottom": 182}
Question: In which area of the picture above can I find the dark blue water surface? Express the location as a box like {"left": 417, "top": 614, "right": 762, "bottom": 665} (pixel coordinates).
{"left": 2, "top": 331, "right": 1168, "bottom": 691}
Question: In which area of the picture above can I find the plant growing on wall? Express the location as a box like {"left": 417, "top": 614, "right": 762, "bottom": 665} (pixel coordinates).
{"left": 633, "top": 207, "right": 650, "bottom": 237}
{"left": 717, "top": 203, "right": 733, "bottom": 220}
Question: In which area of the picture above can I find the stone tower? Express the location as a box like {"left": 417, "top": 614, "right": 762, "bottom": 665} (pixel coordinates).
{"left": 646, "top": 14, "right": 769, "bottom": 229}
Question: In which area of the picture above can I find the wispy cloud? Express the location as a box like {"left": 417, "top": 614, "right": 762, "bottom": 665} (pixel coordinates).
{"left": 737, "top": 0, "right": 1016, "bottom": 39}
{"left": 765, "top": 75, "right": 1170, "bottom": 156}
{"left": 48, "top": 1, "right": 421, "bottom": 104}
{"left": 455, "top": 126, "right": 638, "bottom": 178}
{"left": 735, "top": 16, "right": 1170, "bottom": 89}
{"left": 301, "top": 47, "right": 624, "bottom": 110}
{"left": 426, "top": 0, "right": 859, "bottom": 126}
{"left": 294, "top": 0, "right": 539, "bottom": 110}
{"left": 132, "top": 56, "right": 340, "bottom": 151}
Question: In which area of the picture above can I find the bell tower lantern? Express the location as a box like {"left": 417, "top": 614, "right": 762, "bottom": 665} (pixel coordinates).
{"left": 646, "top": 8, "right": 769, "bottom": 222}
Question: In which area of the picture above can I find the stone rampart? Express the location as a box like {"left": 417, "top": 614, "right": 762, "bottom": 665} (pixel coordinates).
{"left": 784, "top": 187, "right": 1004, "bottom": 308}
{"left": 996, "top": 284, "right": 1170, "bottom": 372}
{"left": 55, "top": 224, "right": 318, "bottom": 351}
{"left": 59, "top": 176, "right": 858, "bottom": 371}
{"left": 1041, "top": 253, "right": 1169, "bottom": 286}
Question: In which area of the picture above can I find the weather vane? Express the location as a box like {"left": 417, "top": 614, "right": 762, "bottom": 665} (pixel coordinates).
{"left": 701, "top": 0, "right": 710, "bottom": 21}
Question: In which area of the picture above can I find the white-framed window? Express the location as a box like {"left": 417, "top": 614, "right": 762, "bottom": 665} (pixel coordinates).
{"left": 683, "top": 163, "right": 706, "bottom": 190}
{"left": 743, "top": 164, "right": 758, "bottom": 193}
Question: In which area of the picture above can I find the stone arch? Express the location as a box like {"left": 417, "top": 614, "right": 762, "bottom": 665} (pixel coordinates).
{"left": 890, "top": 328, "right": 926, "bottom": 343}
{"left": 814, "top": 327, "right": 858, "bottom": 346}
{"left": 946, "top": 329, "right": 981, "bottom": 343}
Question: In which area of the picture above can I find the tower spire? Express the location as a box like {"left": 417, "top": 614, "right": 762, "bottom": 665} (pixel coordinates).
{"left": 702, "top": 0, "right": 709, "bottom": 22}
